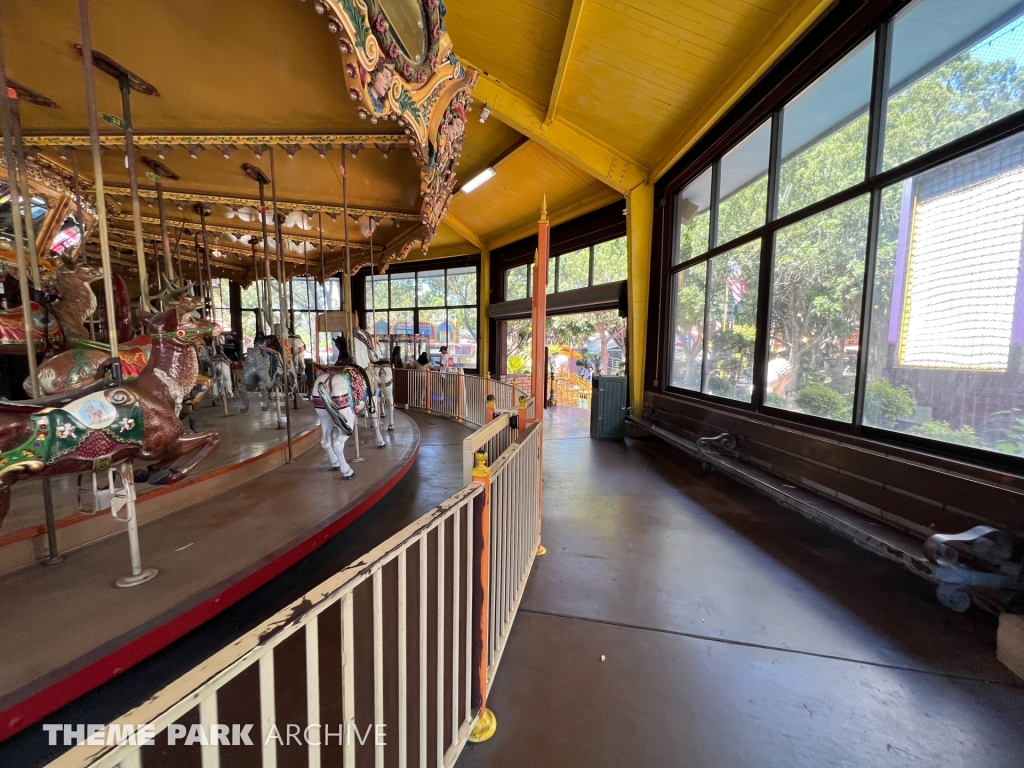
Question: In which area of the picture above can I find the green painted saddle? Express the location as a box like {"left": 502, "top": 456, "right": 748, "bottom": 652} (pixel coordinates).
{"left": 0, "top": 388, "right": 144, "bottom": 476}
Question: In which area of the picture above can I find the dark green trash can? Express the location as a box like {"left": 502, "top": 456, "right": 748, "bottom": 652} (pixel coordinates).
{"left": 590, "top": 375, "right": 627, "bottom": 439}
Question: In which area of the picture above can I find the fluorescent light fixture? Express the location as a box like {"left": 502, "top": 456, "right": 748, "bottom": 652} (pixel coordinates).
{"left": 461, "top": 167, "right": 495, "bottom": 194}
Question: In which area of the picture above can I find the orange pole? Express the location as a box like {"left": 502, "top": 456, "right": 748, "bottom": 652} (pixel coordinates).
{"left": 469, "top": 451, "right": 496, "bottom": 742}
{"left": 532, "top": 197, "right": 548, "bottom": 557}
{"left": 531, "top": 197, "right": 549, "bottom": 403}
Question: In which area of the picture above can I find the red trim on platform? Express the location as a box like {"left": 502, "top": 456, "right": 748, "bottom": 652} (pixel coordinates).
{"left": 0, "top": 442, "right": 418, "bottom": 742}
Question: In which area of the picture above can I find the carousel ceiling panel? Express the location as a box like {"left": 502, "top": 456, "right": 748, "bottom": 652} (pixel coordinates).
{"left": 555, "top": 0, "right": 809, "bottom": 167}
{"left": 445, "top": 141, "right": 618, "bottom": 248}
{"left": 2, "top": 0, "right": 371, "bottom": 133}
{"left": 444, "top": 0, "right": 574, "bottom": 107}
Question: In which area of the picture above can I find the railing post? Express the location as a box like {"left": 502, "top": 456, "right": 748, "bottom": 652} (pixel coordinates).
{"left": 456, "top": 369, "right": 464, "bottom": 423}
{"left": 518, "top": 395, "right": 528, "bottom": 427}
{"left": 425, "top": 370, "right": 431, "bottom": 414}
{"left": 486, "top": 394, "right": 495, "bottom": 423}
{"left": 469, "top": 450, "right": 497, "bottom": 742}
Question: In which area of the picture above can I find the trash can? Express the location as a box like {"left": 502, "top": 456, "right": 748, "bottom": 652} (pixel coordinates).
{"left": 590, "top": 375, "right": 627, "bottom": 439}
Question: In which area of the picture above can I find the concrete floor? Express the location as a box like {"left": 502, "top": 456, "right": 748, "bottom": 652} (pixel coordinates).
{"left": 458, "top": 407, "right": 1024, "bottom": 768}
{"left": 0, "top": 409, "right": 473, "bottom": 766}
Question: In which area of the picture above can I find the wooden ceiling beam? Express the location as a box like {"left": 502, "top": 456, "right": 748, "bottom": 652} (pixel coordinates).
{"left": 441, "top": 214, "right": 487, "bottom": 250}
{"left": 545, "top": 0, "right": 586, "bottom": 126}
{"left": 468, "top": 66, "right": 648, "bottom": 195}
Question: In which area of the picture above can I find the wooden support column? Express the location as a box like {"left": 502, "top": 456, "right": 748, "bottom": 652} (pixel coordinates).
{"left": 479, "top": 247, "right": 490, "bottom": 377}
{"left": 626, "top": 183, "right": 653, "bottom": 410}
{"left": 531, "top": 199, "right": 549, "bottom": 403}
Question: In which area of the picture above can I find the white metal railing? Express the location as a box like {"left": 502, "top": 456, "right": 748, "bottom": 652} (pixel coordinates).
{"left": 485, "top": 422, "right": 542, "bottom": 684}
{"left": 462, "top": 413, "right": 513, "bottom": 486}
{"left": 392, "top": 370, "right": 527, "bottom": 428}
{"left": 51, "top": 402, "right": 544, "bottom": 768}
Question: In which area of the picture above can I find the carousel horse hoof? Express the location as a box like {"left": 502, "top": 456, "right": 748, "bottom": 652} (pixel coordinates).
{"left": 147, "top": 469, "right": 174, "bottom": 485}
{"left": 341, "top": 469, "right": 355, "bottom": 479}
{"left": 377, "top": 441, "right": 386, "bottom": 448}
{"left": 133, "top": 468, "right": 151, "bottom": 483}
{"left": 387, "top": 425, "right": 394, "bottom": 431}
{"left": 330, "top": 465, "right": 340, "bottom": 471}
{"left": 261, "top": 405, "right": 270, "bottom": 412}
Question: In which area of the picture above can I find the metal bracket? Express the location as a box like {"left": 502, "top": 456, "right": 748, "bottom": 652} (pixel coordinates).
{"left": 696, "top": 432, "right": 737, "bottom": 454}
{"left": 924, "top": 525, "right": 1015, "bottom": 567}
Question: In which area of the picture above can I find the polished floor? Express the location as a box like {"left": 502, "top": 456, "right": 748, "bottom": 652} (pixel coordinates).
{"left": 459, "top": 406, "right": 1024, "bottom": 768}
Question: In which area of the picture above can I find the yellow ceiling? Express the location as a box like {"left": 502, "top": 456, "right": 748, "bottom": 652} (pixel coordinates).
{"left": 433, "top": 0, "right": 833, "bottom": 255}
{"left": 3, "top": 0, "right": 835, "bottom": 271}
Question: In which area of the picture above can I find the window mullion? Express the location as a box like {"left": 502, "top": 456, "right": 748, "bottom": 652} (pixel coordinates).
{"left": 709, "top": 161, "right": 721, "bottom": 250}
{"left": 866, "top": 25, "right": 891, "bottom": 180}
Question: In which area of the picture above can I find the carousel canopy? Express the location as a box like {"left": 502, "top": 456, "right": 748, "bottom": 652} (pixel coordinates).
{"left": 2, "top": 0, "right": 862, "bottom": 272}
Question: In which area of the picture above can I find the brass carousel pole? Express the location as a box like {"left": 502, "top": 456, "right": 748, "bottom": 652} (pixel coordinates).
{"left": 341, "top": 145, "right": 363, "bottom": 464}
{"left": 80, "top": 0, "right": 157, "bottom": 586}
{"left": 243, "top": 163, "right": 272, "bottom": 336}
{"left": 0, "top": 27, "right": 62, "bottom": 564}
{"left": 117, "top": 71, "right": 152, "bottom": 311}
{"left": 319, "top": 210, "right": 326, "bottom": 364}
{"left": 6, "top": 87, "right": 41, "bottom": 292}
{"left": 305, "top": 240, "right": 315, "bottom": 369}
{"left": 195, "top": 203, "right": 213, "bottom": 320}
{"left": 77, "top": 0, "right": 121, "bottom": 386}
{"left": 269, "top": 147, "right": 293, "bottom": 458}
{"left": 247, "top": 236, "right": 262, "bottom": 332}
{"left": 69, "top": 150, "right": 95, "bottom": 340}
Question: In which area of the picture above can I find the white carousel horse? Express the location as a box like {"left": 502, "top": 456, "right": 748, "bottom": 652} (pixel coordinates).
{"left": 353, "top": 329, "right": 395, "bottom": 433}
{"left": 311, "top": 364, "right": 382, "bottom": 477}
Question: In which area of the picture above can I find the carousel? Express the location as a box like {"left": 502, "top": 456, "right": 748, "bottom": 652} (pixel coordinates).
{"left": 0, "top": 0, "right": 474, "bottom": 739}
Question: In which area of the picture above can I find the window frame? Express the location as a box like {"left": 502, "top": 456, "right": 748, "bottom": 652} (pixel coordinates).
{"left": 502, "top": 236, "right": 628, "bottom": 302}
{"left": 658, "top": 7, "right": 1024, "bottom": 472}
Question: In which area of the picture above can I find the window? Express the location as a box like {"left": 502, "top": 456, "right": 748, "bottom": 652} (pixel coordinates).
{"left": 778, "top": 37, "right": 874, "bottom": 217}
{"left": 559, "top": 249, "right": 589, "bottom": 292}
{"left": 667, "top": 242, "right": 761, "bottom": 401}
{"left": 768, "top": 196, "right": 869, "bottom": 421}
{"left": 704, "top": 241, "right": 761, "bottom": 402}
{"left": 502, "top": 236, "right": 628, "bottom": 301}
{"left": 883, "top": 0, "right": 1024, "bottom": 170}
{"left": 657, "top": 0, "right": 1024, "bottom": 467}
{"left": 669, "top": 262, "right": 707, "bottom": 391}
{"left": 717, "top": 121, "right": 771, "bottom": 245}
{"left": 506, "top": 265, "right": 529, "bottom": 300}
{"left": 676, "top": 168, "right": 712, "bottom": 264}
{"left": 866, "top": 133, "right": 1024, "bottom": 457}
{"left": 366, "top": 266, "right": 480, "bottom": 368}
{"left": 593, "top": 238, "right": 628, "bottom": 284}
{"left": 211, "top": 277, "right": 231, "bottom": 332}
{"left": 239, "top": 275, "right": 341, "bottom": 359}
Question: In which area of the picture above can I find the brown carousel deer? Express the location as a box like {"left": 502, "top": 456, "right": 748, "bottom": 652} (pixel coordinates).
{"left": 0, "top": 254, "right": 104, "bottom": 354}
{"left": 0, "top": 303, "right": 221, "bottom": 530}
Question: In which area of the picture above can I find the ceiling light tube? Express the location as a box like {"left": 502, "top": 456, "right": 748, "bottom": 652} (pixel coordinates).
{"left": 461, "top": 167, "right": 495, "bottom": 194}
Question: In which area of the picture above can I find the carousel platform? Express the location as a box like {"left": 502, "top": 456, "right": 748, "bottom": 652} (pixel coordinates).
{"left": 0, "top": 410, "right": 420, "bottom": 742}
{"left": 0, "top": 399, "right": 322, "bottom": 575}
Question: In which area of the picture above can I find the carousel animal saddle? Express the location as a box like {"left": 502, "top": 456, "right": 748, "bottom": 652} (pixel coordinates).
{"left": 0, "top": 387, "right": 144, "bottom": 475}
{"left": 0, "top": 302, "right": 62, "bottom": 349}
{"left": 0, "top": 377, "right": 116, "bottom": 414}
{"left": 311, "top": 365, "right": 371, "bottom": 414}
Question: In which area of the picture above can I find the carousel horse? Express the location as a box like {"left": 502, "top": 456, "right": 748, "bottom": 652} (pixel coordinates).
{"left": 0, "top": 306, "right": 221, "bottom": 530}
{"left": 180, "top": 374, "right": 213, "bottom": 432}
{"left": 197, "top": 343, "right": 234, "bottom": 406}
{"left": 353, "top": 328, "right": 395, "bottom": 433}
{"left": 0, "top": 256, "right": 103, "bottom": 355}
{"left": 238, "top": 335, "right": 286, "bottom": 413}
{"left": 311, "top": 362, "right": 378, "bottom": 477}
